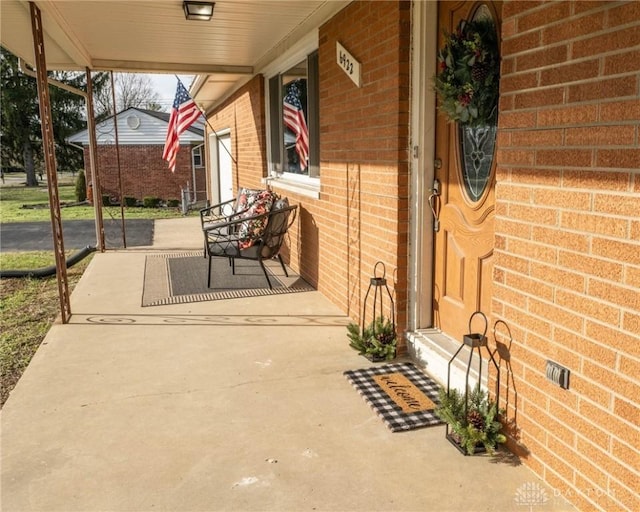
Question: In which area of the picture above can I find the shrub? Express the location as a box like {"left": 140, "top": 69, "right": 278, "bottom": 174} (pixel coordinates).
{"left": 167, "top": 199, "right": 180, "bottom": 208}
{"left": 124, "top": 196, "right": 137, "bottom": 207}
{"left": 101, "top": 194, "right": 111, "bottom": 206}
{"left": 75, "top": 170, "right": 86, "bottom": 202}
{"left": 143, "top": 196, "right": 161, "bottom": 208}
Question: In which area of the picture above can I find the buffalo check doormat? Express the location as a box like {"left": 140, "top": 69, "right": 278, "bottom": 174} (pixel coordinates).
{"left": 343, "top": 362, "right": 444, "bottom": 432}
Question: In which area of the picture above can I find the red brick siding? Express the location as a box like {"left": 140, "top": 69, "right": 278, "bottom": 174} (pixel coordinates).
{"left": 497, "top": 2, "right": 640, "bottom": 511}
{"left": 83, "top": 144, "right": 196, "bottom": 203}
{"left": 205, "top": 1, "right": 411, "bottom": 342}
{"left": 316, "top": 0, "right": 411, "bottom": 336}
{"left": 205, "top": 75, "right": 267, "bottom": 193}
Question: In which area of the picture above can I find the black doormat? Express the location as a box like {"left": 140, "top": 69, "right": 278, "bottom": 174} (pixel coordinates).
{"left": 142, "top": 251, "right": 313, "bottom": 306}
{"left": 344, "top": 362, "right": 443, "bottom": 432}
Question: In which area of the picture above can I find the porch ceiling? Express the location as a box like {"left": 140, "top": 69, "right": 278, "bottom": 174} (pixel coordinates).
{"left": 0, "top": 0, "right": 347, "bottom": 112}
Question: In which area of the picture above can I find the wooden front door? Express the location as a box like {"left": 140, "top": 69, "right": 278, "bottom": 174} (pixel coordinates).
{"left": 433, "top": 1, "right": 501, "bottom": 340}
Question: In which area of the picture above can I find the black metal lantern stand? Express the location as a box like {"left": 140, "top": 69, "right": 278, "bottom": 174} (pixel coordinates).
{"left": 360, "top": 261, "right": 396, "bottom": 359}
{"left": 445, "top": 311, "right": 500, "bottom": 454}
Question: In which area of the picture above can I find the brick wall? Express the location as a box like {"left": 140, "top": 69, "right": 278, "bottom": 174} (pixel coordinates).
{"left": 315, "top": 0, "right": 411, "bottom": 333}
{"left": 496, "top": 2, "right": 640, "bottom": 511}
{"left": 205, "top": 1, "right": 411, "bottom": 340}
{"left": 83, "top": 144, "right": 195, "bottom": 203}
{"left": 205, "top": 75, "right": 267, "bottom": 193}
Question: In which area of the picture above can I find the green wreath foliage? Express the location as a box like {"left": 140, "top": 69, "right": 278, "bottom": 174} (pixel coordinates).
{"left": 433, "top": 18, "right": 500, "bottom": 127}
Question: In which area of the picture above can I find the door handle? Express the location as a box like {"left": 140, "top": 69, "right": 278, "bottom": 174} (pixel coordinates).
{"left": 428, "top": 178, "right": 441, "bottom": 232}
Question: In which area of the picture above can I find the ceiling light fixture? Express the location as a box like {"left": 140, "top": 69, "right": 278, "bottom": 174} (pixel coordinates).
{"left": 183, "top": 1, "right": 215, "bottom": 21}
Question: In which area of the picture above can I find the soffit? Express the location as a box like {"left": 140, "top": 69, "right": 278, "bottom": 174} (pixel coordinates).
{"left": 0, "top": 0, "right": 348, "bottom": 111}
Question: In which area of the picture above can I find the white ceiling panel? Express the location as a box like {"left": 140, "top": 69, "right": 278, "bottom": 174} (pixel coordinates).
{"left": 0, "top": 0, "right": 348, "bottom": 111}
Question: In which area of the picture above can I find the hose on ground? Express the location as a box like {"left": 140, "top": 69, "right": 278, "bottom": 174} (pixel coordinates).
{"left": 0, "top": 245, "right": 96, "bottom": 279}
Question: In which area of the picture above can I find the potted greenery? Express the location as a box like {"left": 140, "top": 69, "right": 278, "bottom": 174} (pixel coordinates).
{"left": 347, "top": 316, "right": 396, "bottom": 362}
{"left": 436, "top": 384, "right": 506, "bottom": 455}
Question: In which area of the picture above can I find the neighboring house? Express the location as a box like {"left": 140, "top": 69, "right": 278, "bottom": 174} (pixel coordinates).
{"left": 67, "top": 107, "right": 206, "bottom": 204}
{"left": 197, "top": 2, "right": 639, "bottom": 512}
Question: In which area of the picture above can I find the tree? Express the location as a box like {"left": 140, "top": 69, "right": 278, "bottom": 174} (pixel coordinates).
{"left": 94, "top": 73, "right": 163, "bottom": 120}
{"left": 0, "top": 47, "right": 108, "bottom": 186}
{"left": 49, "top": 71, "right": 95, "bottom": 174}
{"left": 1, "top": 48, "right": 41, "bottom": 186}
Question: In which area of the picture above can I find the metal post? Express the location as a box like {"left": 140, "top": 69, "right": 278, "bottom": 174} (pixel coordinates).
{"left": 29, "top": 2, "right": 70, "bottom": 323}
{"left": 85, "top": 68, "right": 106, "bottom": 251}
{"left": 110, "top": 71, "right": 126, "bottom": 248}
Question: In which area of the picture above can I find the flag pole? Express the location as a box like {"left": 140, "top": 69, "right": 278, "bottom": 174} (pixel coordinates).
{"left": 174, "top": 75, "right": 238, "bottom": 165}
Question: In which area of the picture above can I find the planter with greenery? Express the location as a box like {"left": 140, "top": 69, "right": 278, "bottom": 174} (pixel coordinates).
{"left": 347, "top": 316, "right": 396, "bottom": 362}
{"left": 436, "top": 384, "right": 506, "bottom": 455}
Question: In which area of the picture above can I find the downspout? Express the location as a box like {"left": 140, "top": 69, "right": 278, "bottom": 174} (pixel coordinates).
{"left": 67, "top": 141, "right": 84, "bottom": 151}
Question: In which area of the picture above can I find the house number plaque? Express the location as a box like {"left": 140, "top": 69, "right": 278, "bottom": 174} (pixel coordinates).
{"left": 336, "top": 42, "right": 361, "bottom": 87}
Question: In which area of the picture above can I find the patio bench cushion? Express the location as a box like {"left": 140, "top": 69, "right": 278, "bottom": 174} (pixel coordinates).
{"left": 237, "top": 189, "right": 276, "bottom": 249}
{"left": 200, "top": 188, "right": 271, "bottom": 256}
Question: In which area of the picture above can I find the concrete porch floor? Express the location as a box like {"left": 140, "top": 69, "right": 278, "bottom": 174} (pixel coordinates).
{"left": 1, "top": 217, "right": 575, "bottom": 512}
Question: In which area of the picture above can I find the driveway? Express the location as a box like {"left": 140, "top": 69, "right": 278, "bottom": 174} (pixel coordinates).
{"left": 0, "top": 219, "right": 154, "bottom": 252}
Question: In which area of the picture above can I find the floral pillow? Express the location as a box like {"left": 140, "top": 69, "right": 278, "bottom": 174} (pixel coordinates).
{"left": 235, "top": 188, "right": 262, "bottom": 215}
{"left": 237, "top": 190, "right": 275, "bottom": 249}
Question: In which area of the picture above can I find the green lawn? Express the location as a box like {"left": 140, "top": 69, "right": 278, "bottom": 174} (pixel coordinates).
{"left": 1, "top": 179, "right": 197, "bottom": 223}
{"left": 0, "top": 251, "right": 92, "bottom": 408}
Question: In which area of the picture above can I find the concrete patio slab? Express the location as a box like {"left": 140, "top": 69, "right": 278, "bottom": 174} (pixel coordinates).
{"left": 0, "top": 217, "right": 575, "bottom": 512}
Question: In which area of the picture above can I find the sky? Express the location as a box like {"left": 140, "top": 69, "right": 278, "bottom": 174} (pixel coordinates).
{"left": 146, "top": 73, "right": 195, "bottom": 111}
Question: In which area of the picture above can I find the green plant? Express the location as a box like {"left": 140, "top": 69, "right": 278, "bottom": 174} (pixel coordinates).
{"left": 124, "top": 196, "right": 137, "bottom": 207}
{"left": 436, "top": 384, "right": 506, "bottom": 455}
{"left": 347, "top": 316, "right": 396, "bottom": 361}
{"left": 101, "top": 194, "right": 111, "bottom": 206}
{"left": 143, "top": 196, "right": 161, "bottom": 208}
{"left": 74, "top": 170, "right": 86, "bottom": 202}
{"left": 166, "top": 199, "right": 180, "bottom": 208}
{"left": 433, "top": 18, "right": 500, "bottom": 126}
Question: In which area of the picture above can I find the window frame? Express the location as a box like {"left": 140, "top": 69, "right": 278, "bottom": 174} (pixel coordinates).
{"left": 263, "top": 33, "right": 320, "bottom": 198}
{"left": 192, "top": 145, "right": 203, "bottom": 168}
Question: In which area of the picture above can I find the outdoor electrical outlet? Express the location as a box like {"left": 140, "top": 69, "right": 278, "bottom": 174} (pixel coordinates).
{"left": 546, "top": 360, "right": 570, "bottom": 389}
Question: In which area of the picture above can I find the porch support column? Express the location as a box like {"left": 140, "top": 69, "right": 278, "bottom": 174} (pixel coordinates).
{"left": 29, "top": 1, "right": 71, "bottom": 323}
{"left": 85, "top": 68, "right": 106, "bottom": 251}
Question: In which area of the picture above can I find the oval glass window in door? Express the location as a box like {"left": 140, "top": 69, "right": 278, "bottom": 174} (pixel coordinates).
{"left": 459, "top": 123, "right": 497, "bottom": 202}
{"left": 458, "top": 4, "right": 499, "bottom": 203}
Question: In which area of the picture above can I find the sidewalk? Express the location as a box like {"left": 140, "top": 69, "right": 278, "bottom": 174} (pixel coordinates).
{"left": 0, "top": 217, "right": 575, "bottom": 511}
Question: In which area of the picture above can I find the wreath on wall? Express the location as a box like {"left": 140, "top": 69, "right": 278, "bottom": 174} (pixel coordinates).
{"left": 433, "top": 18, "right": 500, "bottom": 127}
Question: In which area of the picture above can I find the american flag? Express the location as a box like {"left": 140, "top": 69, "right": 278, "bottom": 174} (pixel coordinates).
{"left": 283, "top": 81, "right": 309, "bottom": 171}
{"left": 162, "top": 81, "right": 202, "bottom": 173}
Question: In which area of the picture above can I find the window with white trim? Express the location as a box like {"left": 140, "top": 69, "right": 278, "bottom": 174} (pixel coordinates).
{"left": 192, "top": 146, "right": 203, "bottom": 168}
{"left": 268, "top": 51, "right": 319, "bottom": 179}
